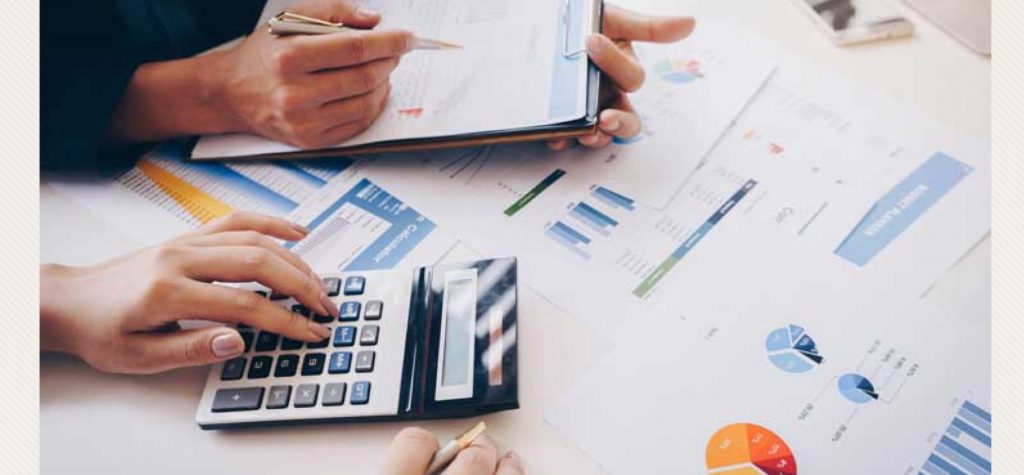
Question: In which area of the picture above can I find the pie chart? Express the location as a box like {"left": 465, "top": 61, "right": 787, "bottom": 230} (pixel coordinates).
{"left": 706, "top": 423, "right": 797, "bottom": 475}
{"left": 837, "top": 373, "right": 879, "bottom": 404}
{"left": 653, "top": 58, "right": 704, "bottom": 84}
{"left": 765, "top": 325, "right": 824, "bottom": 374}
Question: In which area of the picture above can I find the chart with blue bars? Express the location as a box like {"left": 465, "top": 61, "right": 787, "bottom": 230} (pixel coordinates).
{"left": 544, "top": 185, "right": 635, "bottom": 260}
{"left": 920, "top": 400, "right": 991, "bottom": 475}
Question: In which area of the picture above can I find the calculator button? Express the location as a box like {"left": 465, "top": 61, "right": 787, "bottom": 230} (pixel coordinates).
{"left": 281, "top": 337, "right": 304, "bottom": 351}
{"left": 350, "top": 382, "right": 371, "bottom": 405}
{"left": 240, "top": 332, "right": 255, "bottom": 352}
{"left": 294, "top": 384, "right": 319, "bottom": 407}
{"left": 302, "top": 353, "right": 326, "bottom": 375}
{"left": 339, "top": 301, "right": 361, "bottom": 321}
{"left": 270, "top": 290, "right": 288, "bottom": 301}
{"left": 274, "top": 354, "right": 299, "bottom": 377}
{"left": 212, "top": 387, "right": 264, "bottom": 412}
{"left": 220, "top": 357, "right": 246, "bottom": 380}
{"left": 364, "top": 300, "right": 383, "bottom": 320}
{"left": 322, "top": 382, "right": 347, "bottom": 406}
{"left": 328, "top": 352, "right": 352, "bottom": 374}
{"left": 359, "top": 325, "right": 379, "bottom": 346}
{"left": 312, "top": 312, "right": 334, "bottom": 324}
{"left": 247, "top": 356, "right": 273, "bottom": 379}
{"left": 254, "top": 332, "right": 279, "bottom": 352}
{"left": 265, "top": 385, "right": 292, "bottom": 409}
{"left": 334, "top": 326, "right": 357, "bottom": 347}
{"left": 322, "top": 277, "right": 342, "bottom": 297}
{"left": 344, "top": 276, "right": 365, "bottom": 295}
{"left": 307, "top": 336, "right": 330, "bottom": 349}
{"left": 355, "top": 351, "right": 375, "bottom": 373}
{"left": 291, "top": 304, "right": 311, "bottom": 318}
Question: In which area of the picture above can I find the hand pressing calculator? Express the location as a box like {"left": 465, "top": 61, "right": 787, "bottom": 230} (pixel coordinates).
{"left": 196, "top": 257, "right": 519, "bottom": 429}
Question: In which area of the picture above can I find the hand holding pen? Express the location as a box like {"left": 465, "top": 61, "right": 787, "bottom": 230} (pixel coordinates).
{"left": 378, "top": 424, "right": 526, "bottom": 475}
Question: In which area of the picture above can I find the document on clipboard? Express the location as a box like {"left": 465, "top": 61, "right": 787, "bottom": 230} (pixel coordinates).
{"left": 190, "top": 0, "right": 603, "bottom": 161}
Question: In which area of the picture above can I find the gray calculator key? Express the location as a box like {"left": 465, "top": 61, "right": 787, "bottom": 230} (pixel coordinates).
{"left": 294, "top": 383, "right": 319, "bottom": 407}
{"left": 322, "top": 277, "right": 342, "bottom": 297}
{"left": 359, "top": 325, "right": 379, "bottom": 346}
{"left": 322, "top": 382, "right": 347, "bottom": 406}
{"left": 364, "top": 300, "right": 383, "bottom": 320}
{"left": 350, "top": 381, "right": 371, "bottom": 405}
{"left": 211, "top": 387, "right": 264, "bottom": 412}
{"left": 355, "top": 350, "right": 375, "bottom": 373}
{"left": 266, "top": 385, "right": 292, "bottom": 409}
{"left": 220, "top": 357, "right": 246, "bottom": 380}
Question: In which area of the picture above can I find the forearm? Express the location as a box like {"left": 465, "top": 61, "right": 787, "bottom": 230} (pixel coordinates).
{"left": 40, "top": 264, "right": 79, "bottom": 354}
{"left": 104, "top": 51, "right": 239, "bottom": 143}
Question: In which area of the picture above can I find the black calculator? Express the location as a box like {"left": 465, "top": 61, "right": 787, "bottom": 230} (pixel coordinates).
{"left": 196, "top": 257, "right": 519, "bottom": 429}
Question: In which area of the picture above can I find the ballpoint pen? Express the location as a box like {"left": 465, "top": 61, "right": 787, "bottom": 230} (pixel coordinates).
{"left": 268, "top": 11, "right": 462, "bottom": 50}
{"left": 426, "top": 421, "right": 487, "bottom": 475}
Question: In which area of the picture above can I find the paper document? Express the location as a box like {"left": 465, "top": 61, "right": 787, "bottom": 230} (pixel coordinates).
{"left": 192, "top": 0, "right": 597, "bottom": 159}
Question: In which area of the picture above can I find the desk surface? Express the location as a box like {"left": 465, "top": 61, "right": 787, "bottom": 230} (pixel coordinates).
{"left": 40, "top": 0, "right": 991, "bottom": 473}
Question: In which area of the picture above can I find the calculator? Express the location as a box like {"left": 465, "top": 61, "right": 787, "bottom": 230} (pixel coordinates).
{"left": 195, "top": 257, "right": 519, "bottom": 429}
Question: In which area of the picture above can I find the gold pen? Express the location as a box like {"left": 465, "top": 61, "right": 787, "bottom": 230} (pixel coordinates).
{"left": 268, "top": 11, "right": 462, "bottom": 50}
{"left": 426, "top": 421, "right": 487, "bottom": 475}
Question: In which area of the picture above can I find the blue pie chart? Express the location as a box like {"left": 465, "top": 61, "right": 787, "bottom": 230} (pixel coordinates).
{"left": 765, "top": 324, "right": 824, "bottom": 373}
{"left": 838, "top": 373, "right": 880, "bottom": 404}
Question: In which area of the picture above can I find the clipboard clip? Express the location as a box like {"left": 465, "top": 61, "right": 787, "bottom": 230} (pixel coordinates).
{"left": 561, "top": 0, "right": 588, "bottom": 59}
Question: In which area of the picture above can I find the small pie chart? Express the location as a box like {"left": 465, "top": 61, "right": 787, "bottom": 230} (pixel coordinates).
{"left": 765, "top": 325, "right": 824, "bottom": 374}
{"left": 653, "top": 58, "right": 704, "bottom": 84}
{"left": 837, "top": 373, "right": 880, "bottom": 404}
{"left": 706, "top": 423, "right": 797, "bottom": 475}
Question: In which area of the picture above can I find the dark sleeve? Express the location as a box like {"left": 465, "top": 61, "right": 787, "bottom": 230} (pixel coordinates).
{"left": 41, "top": 0, "right": 263, "bottom": 170}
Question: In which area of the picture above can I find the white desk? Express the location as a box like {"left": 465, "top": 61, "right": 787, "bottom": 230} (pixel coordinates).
{"left": 40, "top": 0, "right": 991, "bottom": 473}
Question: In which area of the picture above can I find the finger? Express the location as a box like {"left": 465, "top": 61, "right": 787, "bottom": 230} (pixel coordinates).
{"left": 443, "top": 435, "right": 499, "bottom": 475}
{"left": 179, "top": 246, "right": 336, "bottom": 317}
{"left": 310, "top": 85, "right": 390, "bottom": 147}
{"left": 577, "top": 131, "right": 613, "bottom": 149}
{"left": 586, "top": 35, "right": 645, "bottom": 93}
{"left": 546, "top": 139, "right": 570, "bottom": 151}
{"left": 183, "top": 231, "right": 320, "bottom": 285}
{"left": 194, "top": 212, "right": 309, "bottom": 241}
{"left": 125, "top": 327, "right": 245, "bottom": 373}
{"left": 289, "top": 29, "right": 414, "bottom": 72}
{"left": 378, "top": 427, "right": 440, "bottom": 475}
{"left": 598, "top": 107, "right": 642, "bottom": 140}
{"left": 176, "top": 281, "right": 332, "bottom": 342}
{"left": 305, "top": 57, "right": 400, "bottom": 104}
{"left": 495, "top": 452, "right": 525, "bottom": 475}
{"left": 603, "top": 5, "right": 696, "bottom": 43}
{"left": 288, "top": 0, "right": 381, "bottom": 29}
{"left": 317, "top": 82, "right": 391, "bottom": 130}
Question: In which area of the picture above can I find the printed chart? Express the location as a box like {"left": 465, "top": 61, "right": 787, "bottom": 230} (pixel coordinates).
{"left": 706, "top": 423, "right": 797, "bottom": 475}
{"left": 920, "top": 400, "right": 991, "bottom": 475}
{"left": 837, "top": 373, "right": 880, "bottom": 404}
{"left": 542, "top": 185, "right": 635, "bottom": 261}
{"left": 654, "top": 58, "right": 704, "bottom": 84}
{"left": 765, "top": 325, "right": 824, "bottom": 373}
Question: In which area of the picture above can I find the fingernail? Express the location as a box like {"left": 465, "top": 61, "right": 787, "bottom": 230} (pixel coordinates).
{"left": 320, "top": 292, "right": 338, "bottom": 317}
{"left": 357, "top": 8, "right": 379, "bottom": 20}
{"left": 586, "top": 34, "right": 603, "bottom": 54}
{"left": 212, "top": 332, "right": 244, "bottom": 358}
{"left": 505, "top": 451, "right": 521, "bottom": 461}
{"left": 310, "top": 323, "right": 332, "bottom": 339}
{"left": 602, "top": 118, "right": 621, "bottom": 132}
{"left": 290, "top": 222, "right": 310, "bottom": 236}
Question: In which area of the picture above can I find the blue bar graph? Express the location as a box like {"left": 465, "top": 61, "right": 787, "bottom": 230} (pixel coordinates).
{"left": 545, "top": 221, "right": 592, "bottom": 260}
{"left": 592, "top": 186, "right": 636, "bottom": 211}
{"left": 920, "top": 400, "right": 991, "bottom": 475}
{"left": 570, "top": 202, "right": 618, "bottom": 236}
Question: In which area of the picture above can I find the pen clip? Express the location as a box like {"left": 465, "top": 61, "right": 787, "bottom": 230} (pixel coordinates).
{"left": 276, "top": 11, "right": 345, "bottom": 28}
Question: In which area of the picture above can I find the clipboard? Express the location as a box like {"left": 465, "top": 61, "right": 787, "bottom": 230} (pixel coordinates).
{"left": 189, "top": 0, "right": 604, "bottom": 161}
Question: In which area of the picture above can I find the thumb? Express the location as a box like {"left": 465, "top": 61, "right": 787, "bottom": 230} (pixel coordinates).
{"left": 134, "top": 327, "right": 245, "bottom": 372}
{"left": 291, "top": 0, "right": 381, "bottom": 29}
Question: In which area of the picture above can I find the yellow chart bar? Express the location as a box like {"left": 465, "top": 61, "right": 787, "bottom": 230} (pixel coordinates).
{"left": 136, "top": 160, "right": 233, "bottom": 224}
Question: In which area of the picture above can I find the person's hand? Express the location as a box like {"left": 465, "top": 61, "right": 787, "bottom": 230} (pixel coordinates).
{"left": 548, "top": 5, "right": 696, "bottom": 151}
{"left": 378, "top": 427, "right": 524, "bottom": 475}
{"left": 210, "top": 0, "right": 414, "bottom": 149}
{"left": 40, "top": 212, "right": 337, "bottom": 374}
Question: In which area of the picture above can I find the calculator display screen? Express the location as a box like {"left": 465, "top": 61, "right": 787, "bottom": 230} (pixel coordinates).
{"left": 441, "top": 278, "right": 475, "bottom": 387}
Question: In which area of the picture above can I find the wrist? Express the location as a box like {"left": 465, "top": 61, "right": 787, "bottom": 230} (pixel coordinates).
{"left": 40, "top": 264, "right": 83, "bottom": 355}
{"left": 194, "top": 50, "right": 247, "bottom": 135}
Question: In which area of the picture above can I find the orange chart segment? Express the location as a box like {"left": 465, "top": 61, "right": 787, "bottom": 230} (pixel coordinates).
{"left": 137, "top": 160, "right": 233, "bottom": 224}
{"left": 706, "top": 423, "right": 797, "bottom": 475}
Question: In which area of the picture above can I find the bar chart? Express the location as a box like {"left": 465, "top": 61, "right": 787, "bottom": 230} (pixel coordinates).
{"left": 920, "top": 400, "right": 991, "bottom": 475}
{"left": 543, "top": 185, "right": 636, "bottom": 261}
{"left": 545, "top": 221, "right": 594, "bottom": 260}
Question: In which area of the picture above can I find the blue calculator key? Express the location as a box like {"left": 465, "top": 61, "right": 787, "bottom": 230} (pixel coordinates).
{"left": 212, "top": 387, "right": 264, "bottom": 412}
{"left": 220, "top": 357, "right": 246, "bottom": 380}
{"left": 322, "top": 277, "right": 342, "bottom": 297}
{"left": 350, "top": 381, "right": 371, "bottom": 405}
{"left": 302, "top": 353, "right": 326, "bottom": 375}
{"left": 266, "top": 385, "right": 291, "bottom": 409}
{"left": 294, "top": 383, "right": 319, "bottom": 407}
{"left": 240, "top": 331, "right": 254, "bottom": 352}
{"left": 254, "top": 331, "right": 279, "bottom": 352}
{"left": 328, "top": 351, "right": 353, "bottom": 373}
{"left": 322, "top": 382, "right": 346, "bottom": 406}
{"left": 339, "top": 301, "right": 361, "bottom": 321}
{"left": 247, "top": 356, "right": 273, "bottom": 379}
{"left": 344, "top": 276, "right": 365, "bottom": 295}
{"left": 274, "top": 354, "right": 299, "bottom": 377}
{"left": 281, "top": 337, "right": 304, "bottom": 351}
{"left": 307, "top": 336, "right": 329, "bottom": 349}
{"left": 334, "top": 326, "right": 357, "bottom": 347}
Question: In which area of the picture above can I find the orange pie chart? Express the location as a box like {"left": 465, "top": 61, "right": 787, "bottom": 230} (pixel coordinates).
{"left": 705, "top": 423, "right": 797, "bottom": 475}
